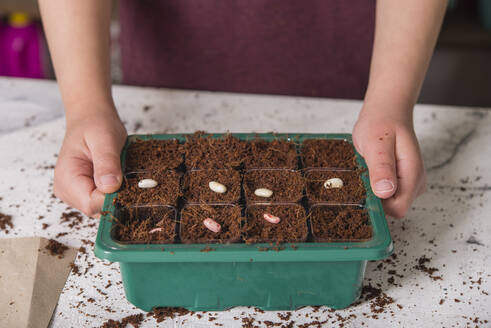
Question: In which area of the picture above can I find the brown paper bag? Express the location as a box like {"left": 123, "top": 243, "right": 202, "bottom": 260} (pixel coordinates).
{"left": 0, "top": 237, "right": 77, "bottom": 328}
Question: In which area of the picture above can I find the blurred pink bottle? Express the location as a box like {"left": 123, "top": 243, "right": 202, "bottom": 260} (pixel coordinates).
{"left": 0, "top": 12, "right": 45, "bottom": 78}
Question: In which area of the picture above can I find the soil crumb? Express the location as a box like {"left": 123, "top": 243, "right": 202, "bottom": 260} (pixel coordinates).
{"left": 44, "top": 239, "right": 69, "bottom": 258}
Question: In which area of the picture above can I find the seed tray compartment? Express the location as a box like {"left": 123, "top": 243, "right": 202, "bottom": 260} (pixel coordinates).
{"left": 95, "top": 133, "right": 392, "bottom": 311}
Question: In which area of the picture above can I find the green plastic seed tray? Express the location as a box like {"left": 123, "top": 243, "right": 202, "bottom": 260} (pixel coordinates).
{"left": 95, "top": 133, "right": 393, "bottom": 311}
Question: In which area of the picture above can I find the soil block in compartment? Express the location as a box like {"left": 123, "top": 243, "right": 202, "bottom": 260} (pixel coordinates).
{"left": 301, "top": 139, "right": 357, "bottom": 169}
{"left": 116, "top": 170, "right": 182, "bottom": 207}
{"left": 184, "top": 169, "right": 241, "bottom": 203}
{"left": 244, "top": 139, "right": 298, "bottom": 169}
{"left": 124, "top": 139, "right": 183, "bottom": 172}
{"left": 244, "top": 204, "right": 308, "bottom": 244}
{"left": 114, "top": 205, "right": 176, "bottom": 243}
{"left": 305, "top": 170, "right": 366, "bottom": 204}
{"left": 180, "top": 204, "right": 243, "bottom": 244}
{"left": 243, "top": 169, "right": 305, "bottom": 203}
{"left": 310, "top": 205, "right": 372, "bottom": 242}
{"left": 182, "top": 132, "right": 247, "bottom": 169}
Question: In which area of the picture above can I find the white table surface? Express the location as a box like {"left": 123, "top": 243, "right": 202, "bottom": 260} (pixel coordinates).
{"left": 0, "top": 77, "right": 489, "bottom": 328}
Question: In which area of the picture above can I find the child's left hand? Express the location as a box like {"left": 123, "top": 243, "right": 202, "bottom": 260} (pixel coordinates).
{"left": 352, "top": 107, "right": 426, "bottom": 218}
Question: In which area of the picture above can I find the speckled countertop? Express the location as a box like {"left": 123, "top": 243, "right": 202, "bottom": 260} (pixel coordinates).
{"left": 0, "top": 78, "right": 489, "bottom": 327}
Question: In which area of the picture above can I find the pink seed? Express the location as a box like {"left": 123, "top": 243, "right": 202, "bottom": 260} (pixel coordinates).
{"left": 263, "top": 213, "right": 281, "bottom": 224}
{"left": 149, "top": 227, "right": 164, "bottom": 234}
{"left": 203, "top": 218, "right": 221, "bottom": 233}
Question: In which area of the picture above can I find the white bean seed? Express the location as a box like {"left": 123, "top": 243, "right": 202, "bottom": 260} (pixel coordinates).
{"left": 203, "top": 218, "right": 221, "bottom": 233}
{"left": 138, "top": 178, "right": 158, "bottom": 189}
{"left": 323, "top": 178, "right": 344, "bottom": 189}
{"left": 209, "top": 181, "right": 227, "bottom": 193}
{"left": 263, "top": 213, "right": 281, "bottom": 224}
{"left": 254, "top": 188, "right": 273, "bottom": 198}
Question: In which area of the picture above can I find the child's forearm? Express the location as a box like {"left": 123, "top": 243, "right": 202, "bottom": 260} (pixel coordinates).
{"left": 39, "top": 0, "right": 115, "bottom": 122}
{"left": 363, "top": 0, "right": 447, "bottom": 119}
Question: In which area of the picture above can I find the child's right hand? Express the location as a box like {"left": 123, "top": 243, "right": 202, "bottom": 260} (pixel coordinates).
{"left": 53, "top": 106, "right": 127, "bottom": 218}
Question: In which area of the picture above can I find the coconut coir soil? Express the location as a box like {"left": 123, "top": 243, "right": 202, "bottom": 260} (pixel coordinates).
{"left": 184, "top": 169, "right": 241, "bottom": 203}
{"left": 305, "top": 170, "right": 365, "bottom": 204}
{"left": 244, "top": 139, "right": 298, "bottom": 169}
{"left": 302, "top": 139, "right": 356, "bottom": 169}
{"left": 244, "top": 169, "right": 304, "bottom": 203}
{"left": 116, "top": 170, "right": 181, "bottom": 207}
{"left": 244, "top": 204, "right": 308, "bottom": 243}
{"left": 180, "top": 205, "right": 243, "bottom": 243}
{"left": 310, "top": 206, "right": 372, "bottom": 241}
{"left": 115, "top": 206, "right": 176, "bottom": 243}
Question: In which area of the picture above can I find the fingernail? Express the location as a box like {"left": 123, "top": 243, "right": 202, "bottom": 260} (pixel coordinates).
{"left": 374, "top": 179, "right": 395, "bottom": 193}
{"left": 100, "top": 174, "right": 119, "bottom": 186}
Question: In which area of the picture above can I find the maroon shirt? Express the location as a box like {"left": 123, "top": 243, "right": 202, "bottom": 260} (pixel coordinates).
{"left": 120, "top": 0, "right": 375, "bottom": 99}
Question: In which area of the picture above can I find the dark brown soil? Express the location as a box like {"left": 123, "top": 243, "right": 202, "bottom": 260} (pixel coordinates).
{"left": 180, "top": 205, "right": 243, "bottom": 243}
{"left": 148, "top": 307, "right": 192, "bottom": 323}
{"left": 0, "top": 212, "right": 13, "bottom": 234}
{"left": 414, "top": 255, "right": 442, "bottom": 281}
{"left": 244, "top": 170, "right": 305, "bottom": 203}
{"left": 116, "top": 170, "right": 181, "bottom": 206}
{"left": 301, "top": 139, "right": 357, "bottom": 169}
{"left": 182, "top": 132, "right": 247, "bottom": 169}
{"left": 115, "top": 206, "right": 176, "bottom": 243}
{"left": 244, "top": 204, "right": 308, "bottom": 243}
{"left": 45, "top": 239, "right": 69, "bottom": 258}
{"left": 101, "top": 313, "right": 144, "bottom": 328}
{"left": 244, "top": 139, "right": 298, "bottom": 169}
{"left": 305, "top": 170, "right": 365, "bottom": 204}
{"left": 125, "top": 139, "right": 182, "bottom": 172}
{"left": 184, "top": 169, "right": 241, "bottom": 203}
{"left": 310, "top": 205, "right": 372, "bottom": 241}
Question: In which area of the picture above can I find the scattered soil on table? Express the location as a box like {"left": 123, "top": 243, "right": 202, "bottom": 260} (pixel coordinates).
{"left": 184, "top": 169, "right": 241, "bottom": 203}
{"left": 310, "top": 206, "right": 372, "bottom": 242}
{"left": 360, "top": 284, "right": 396, "bottom": 314}
{"left": 0, "top": 212, "right": 13, "bottom": 234}
{"left": 45, "top": 239, "right": 69, "bottom": 258}
{"left": 100, "top": 313, "right": 144, "bottom": 328}
{"left": 244, "top": 204, "right": 308, "bottom": 243}
{"left": 414, "top": 255, "right": 442, "bottom": 281}
{"left": 182, "top": 132, "right": 247, "bottom": 169}
{"left": 116, "top": 170, "right": 182, "bottom": 206}
{"left": 125, "top": 139, "right": 182, "bottom": 172}
{"left": 180, "top": 205, "right": 243, "bottom": 243}
{"left": 301, "top": 139, "right": 357, "bottom": 169}
{"left": 244, "top": 169, "right": 305, "bottom": 203}
{"left": 115, "top": 206, "right": 176, "bottom": 243}
{"left": 148, "top": 307, "right": 192, "bottom": 322}
{"left": 244, "top": 139, "right": 298, "bottom": 169}
{"left": 60, "top": 210, "right": 84, "bottom": 228}
{"left": 305, "top": 170, "right": 365, "bottom": 204}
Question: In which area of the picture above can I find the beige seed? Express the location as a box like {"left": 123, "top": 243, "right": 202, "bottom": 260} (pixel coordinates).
{"left": 254, "top": 188, "right": 273, "bottom": 198}
{"left": 209, "top": 181, "right": 227, "bottom": 193}
{"left": 149, "top": 227, "right": 164, "bottom": 234}
{"left": 323, "top": 178, "right": 344, "bottom": 189}
{"left": 138, "top": 178, "right": 158, "bottom": 189}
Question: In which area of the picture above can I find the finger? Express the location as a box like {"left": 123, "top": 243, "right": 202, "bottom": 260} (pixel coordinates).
{"left": 361, "top": 132, "right": 397, "bottom": 199}
{"left": 382, "top": 132, "right": 425, "bottom": 218}
{"left": 86, "top": 132, "right": 124, "bottom": 193}
{"left": 54, "top": 156, "right": 105, "bottom": 217}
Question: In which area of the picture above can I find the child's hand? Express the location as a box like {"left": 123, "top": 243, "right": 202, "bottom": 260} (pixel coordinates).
{"left": 53, "top": 107, "right": 127, "bottom": 218}
{"left": 352, "top": 108, "right": 426, "bottom": 218}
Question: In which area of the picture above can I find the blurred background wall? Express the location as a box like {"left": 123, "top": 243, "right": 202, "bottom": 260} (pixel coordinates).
{"left": 0, "top": 0, "right": 490, "bottom": 107}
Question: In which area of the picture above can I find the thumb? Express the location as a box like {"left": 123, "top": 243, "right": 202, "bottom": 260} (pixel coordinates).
{"left": 359, "top": 134, "right": 398, "bottom": 199}
{"left": 88, "top": 133, "right": 124, "bottom": 194}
